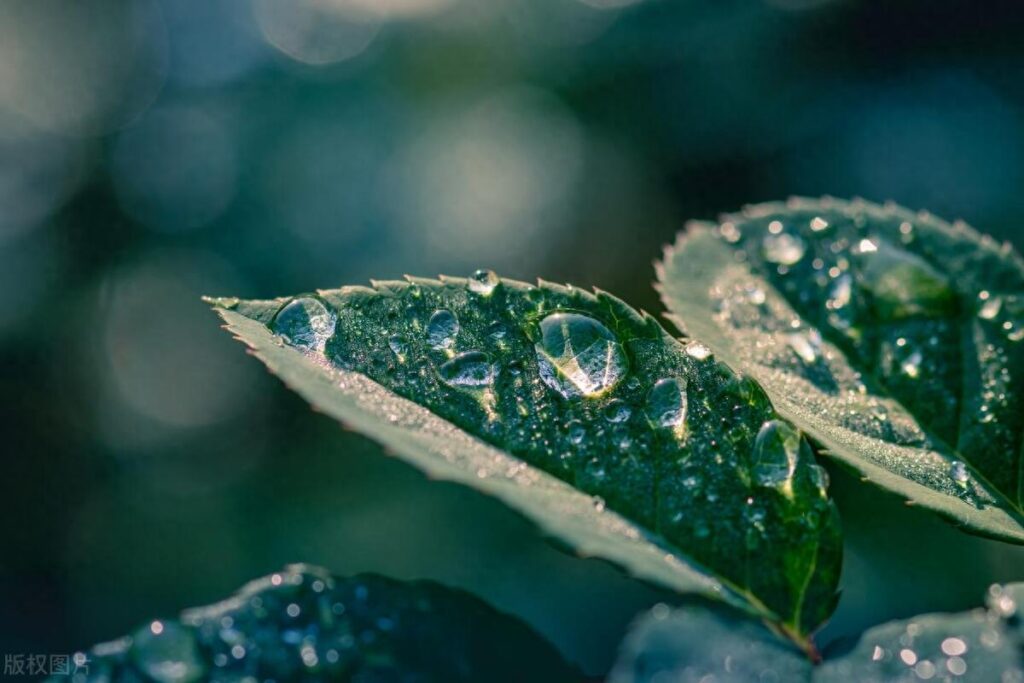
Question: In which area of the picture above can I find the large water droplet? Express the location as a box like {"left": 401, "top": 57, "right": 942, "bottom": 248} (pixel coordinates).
{"left": 762, "top": 232, "right": 806, "bottom": 265}
{"left": 534, "top": 312, "right": 628, "bottom": 398}
{"left": 272, "top": 297, "right": 336, "bottom": 352}
{"left": 132, "top": 621, "right": 205, "bottom": 683}
{"left": 468, "top": 269, "right": 499, "bottom": 296}
{"left": 751, "top": 420, "right": 802, "bottom": 490}
{"left": 646, "top": 378, "right": 687, "bottom": 432}
{"left": 427, "top": 309, "right": 459, "bottom": 349}
{"left": 437, "top": 351, "right": 494, "bottom": 388}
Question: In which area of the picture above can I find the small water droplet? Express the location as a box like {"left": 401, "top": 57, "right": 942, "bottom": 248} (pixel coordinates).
{"left": 979, "top": 296, "right": 1002, "bottom": 320}
{"left": 132, "top": 621, "right": 205, "bottom": 683}
{"left": 535, "top": 312, "right": 628, "bottom": 399}
{"left": 940, "top": 637, "right": 967, "bottom": 657}
{"left": 751, "top": 420, "right": 801, "bottom": 490}
{"left": 487, "top": 321, "right": 507, "bottom": 340}
{"left": 902, "top": 350, "right": 922, "bottom": 379}
{"left": 646, "top": 378, "right": 687, "bottom": 431}
{"left": 810, "top": 216, "right": 829, "bottom": 232}
{"left": 388, "top": 334, "right": 408, "bottom": 361}
{"left": 829, "top": 273, "right": 853, "bottom": 309}
{"left": 426, "top": 310, "right": 459, "bottom": 349}
{"left": 949, "top": 460, "right": 969, "bottom": 488}
{"left": 762, "top": 232, "right": 806, "bottom": 265}
{"left": 987, "top": 584, "right": 1018, "bottom": 618}
{"left": 272, "top": 297, "right": 336, "bottom": 353}
{"left": 684, "top": 340, "right": 712, "bottom": 360}
{"left": 603, "top": 399, "right": 631, "bottom": 423}
{"left": 566, "top": 419, "right": 585, "bottom": 445}
{"left": 468, "top": 269, "right": 499, "bottom": 296}
{"left": 437, "top": 351, "right": 494, "bottom": 388}
{"left": 787, "top": 331, "right": 821, "bottom": 364}
{"left": 857, "top": 238, "right": 878, "bottom": 254}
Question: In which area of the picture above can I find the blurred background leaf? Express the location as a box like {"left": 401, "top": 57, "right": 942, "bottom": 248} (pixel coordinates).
{"left": 2, "top": 0, "right": 1024, "bottom": 676}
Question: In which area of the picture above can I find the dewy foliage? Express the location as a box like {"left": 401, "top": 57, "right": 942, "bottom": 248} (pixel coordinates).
{"left": 46, "top": 564, "right": 579, "bottom": 683}
{"left": 207, "top": 274, "right": 841, "bottom": 642}
{"left": 659, "top": 197, "right": 1024, "bottom": 543}
{"left": 610, "top": 582, "right": 1024, "bottom": 683}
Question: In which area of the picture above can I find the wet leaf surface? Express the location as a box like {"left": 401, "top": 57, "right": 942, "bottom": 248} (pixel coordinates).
{"left": 207, "top": 274, "right": 841, "bottom": 640}
{"left": 611, "top": 582, "right": 1024, "bottom": 682}
{"left": 659, "top": 198, "right": 1024, "bottom": 543}
{"left": 47, "top": 564, "right": 580, "bottom": 682}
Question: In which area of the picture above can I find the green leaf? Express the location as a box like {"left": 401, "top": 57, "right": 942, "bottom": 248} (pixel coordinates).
{"left": 206, "top": 274, "right": 842, "bottom": 642}
{"left": 610, "top": 583, "right": 1024, "bottom": 682}
{"left": 48, "top": 564, "right": 580, "bottom": 683}
{"left": 658, "top": 197, "right": 1024, "bottom": 543}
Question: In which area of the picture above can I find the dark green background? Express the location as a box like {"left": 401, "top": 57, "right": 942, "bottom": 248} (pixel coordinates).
{"left": 2, "top": 0, "right": 1023, "bottom": 675}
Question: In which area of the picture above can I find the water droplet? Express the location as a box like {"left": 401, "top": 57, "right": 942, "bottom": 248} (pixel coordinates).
{"left": 940, "top": 637, "right": 967, "bottom": 657}
{"left": 987, "top": 584, "right": 1018, "bottom": 618}
{"left": 751, "top": 420, "right": 801, "bottom": 490}
{"left": 566, "top": 419, "right": 585, "bottom": 444}
{"left": 857, "top": 238, "right": 878, "bottom": 254}
{"left": 902, "top": 350, "right": 922, "bottom": 379}
{"left": 809, "top": 464, "right": 829, "bottom": 495}
{"left": 829, "top": 273, "right": 853, "bottom": 309}
{"left": 979, "top": 296, "right": 1002, "bottom": 320}
{"left": 426, "top": 309, "right": 459, "bottom": 349}
{"left": 646, "top": 378, "right": 687, "bottom": 431}
{"left": 684, "top": 340, "right": 712, "bottom": 360}
{"left": 949, "top": 460, "right": 969, "bottom": 487}
{"left": 487, "top": 321, "right": 507, "bottom": 340}
{"left": 437, "top": 351, "right": 494, "bottom": 388}
{"left": 388, "top": 334, "right": 408, "bottom": 361}
{"left": 132, "top": 621, "right": 205, "bottom": 683}
{"left": 468, "top": 269, "right": 499, "bottom": 296}
{"left": 810, "top": 216, "right": 829, "bottom": 232}
{"left": 272, "top": 297, "right": 336, "bottom": 353}
{"left": 762, "top": 232, "right": 806, "bottom": 265}
{"left": 534, "top": 312, "right": 628, "bottom": 399}
{"left": 603, "top": 399, "right": 631, "bottom": 423}
{"left": 787, "top": 331, "right": 821, "bottom": 364}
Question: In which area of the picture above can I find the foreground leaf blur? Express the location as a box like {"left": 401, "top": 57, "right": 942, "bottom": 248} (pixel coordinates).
{"left": 48, "top": 564, "right": 579, "bottom": 682}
